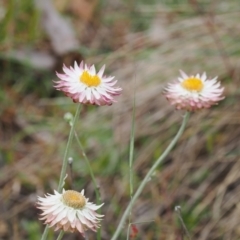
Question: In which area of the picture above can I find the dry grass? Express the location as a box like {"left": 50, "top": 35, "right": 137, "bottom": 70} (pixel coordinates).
{"left": 0, "top": 0, "right": 240, "bottom": 239}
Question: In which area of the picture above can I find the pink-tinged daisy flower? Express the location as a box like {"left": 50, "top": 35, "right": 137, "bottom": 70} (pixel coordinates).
{"left": 163, "top": 70, "right": 224, "bottom": 111}
{"left": 54, "top": 61, "right": 122, "bottom": 106}
{"left": 37, "top": 189, "right": 104, "bottom": 236}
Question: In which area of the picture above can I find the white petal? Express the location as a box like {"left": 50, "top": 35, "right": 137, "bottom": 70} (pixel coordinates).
{"left": 179, "top": 70, "right": 188, "bottom": 79}
{"left": 97, "top": 65, "right": 105, "bottom": 78}
{"left": 67, "top": 208, "right": 76, "bottom": 222}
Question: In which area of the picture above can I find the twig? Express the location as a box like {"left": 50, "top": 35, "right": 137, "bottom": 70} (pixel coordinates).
{"left": 175, "top": 206, "right": 191, "bottom": 240}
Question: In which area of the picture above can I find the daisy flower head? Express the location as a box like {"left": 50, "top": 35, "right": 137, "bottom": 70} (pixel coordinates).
{"left": 37, "top": 189, "right": 104, "bottom": 236}
{"left": 54, "top": 61, "right": 122, "bottom": 106}
{"left": 163, "top": 70, "right": 224, "bottom": 111}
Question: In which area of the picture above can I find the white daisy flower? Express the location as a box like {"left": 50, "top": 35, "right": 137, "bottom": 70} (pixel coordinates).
{"left": 37, "top": 189, "right": 104, "bottom": 236}
{"left": 54, "top": 61, "right": 122, "bottom": 106}
{"left": 164, "top": 70, "right": 224, "bottom": 111}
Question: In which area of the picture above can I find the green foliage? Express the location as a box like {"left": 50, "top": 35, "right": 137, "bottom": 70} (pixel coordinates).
{"left": 21, "top": 220, "right": 42, "bottom": 240}
{"left": 177, "top": 203, "right": 210, "bottom": 232}
{"left": 0, "top": 0, "right": 40, "bottom": 46}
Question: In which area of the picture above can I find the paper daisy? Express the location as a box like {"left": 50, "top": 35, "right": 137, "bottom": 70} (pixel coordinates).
{"left": 54, "top": 61, "right": 122, "bottom": 106}
{"left": 163, "top": 70, "right": 224, "bottom": 111}
{"left": 37, "top": 189, "right": 104, "bottom": 235}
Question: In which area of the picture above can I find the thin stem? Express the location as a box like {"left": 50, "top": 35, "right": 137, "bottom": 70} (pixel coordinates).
{"left": 40, "top": 226, "right": 50, "bottom": 240}
{"left": 74, "top": 131, "right": 101, "bottom": 240}
{"left": 111, "top": 112, "right": 190, "bottom": 240}
{"left": 56, "top": 231, "right": 64, "bottom": 240}
{"left": 68, "top": 157, "right": 74, "bottom": 189}
{"left": 74, "top": 132, "right": 100, "bottom": 201}
{"left": 40, "top": 104, "right": 81, "bottom": 240}
{"left": 175, "top": 206, "right": 191, "bottom": 240}
{"left": 127, "top": 224, "right": 131, "bottom": 240}
{"left": 58, "top": 104, "right": 81, "bottom": 192}
{"left": 128, "top": 88, "right": 136, "bottom": 225}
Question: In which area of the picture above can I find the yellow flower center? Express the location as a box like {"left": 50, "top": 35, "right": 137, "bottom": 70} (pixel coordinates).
{"left": 62, "top": 190, "right": 86, "bottom": 209}
{"left": 181, "top": 77, "right": 203, "bottom": 92}
{"left": 80, "top": 70, "right": 101, "bottom": 87}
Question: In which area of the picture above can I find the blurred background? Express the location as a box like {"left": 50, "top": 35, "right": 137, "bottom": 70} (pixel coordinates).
{"left": 0, "top": 0, "right": 240, "bottom": 239}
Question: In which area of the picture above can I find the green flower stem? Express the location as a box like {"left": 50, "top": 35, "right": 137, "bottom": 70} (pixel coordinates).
{"left": 58, "top": 104, "right": 82, "bottom": 192}
{"left": 128, "top": 92, "right": 136, "bottom": 225}
{"left": 175, "top": 206, "right": 191, "bottom": 240}
{"left": 111, "top": 112, "right": 190, "bottom": 240}
{"left": 74, "top": 132, "right": 100, "bottom": 201}
{"left": 56, "top": 231, "right": 64, "bottom": 240}
{"left": 40, "top": 225, "right": 49, "bottom": 240}
{"left": 40, "top": 104, "right": 81, "bottom": 240}
{"left": 74, "top": 131, "right": 101, "bottom": 240}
